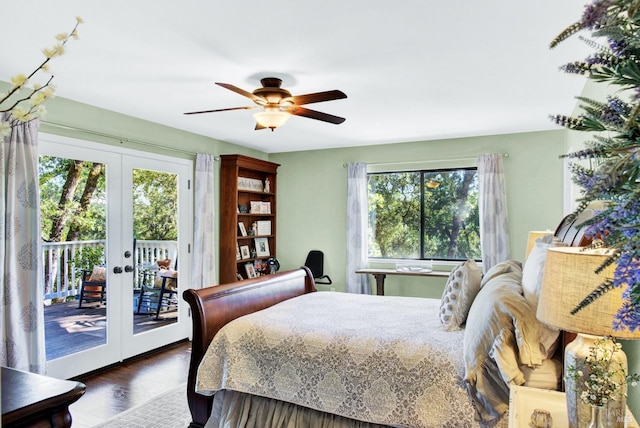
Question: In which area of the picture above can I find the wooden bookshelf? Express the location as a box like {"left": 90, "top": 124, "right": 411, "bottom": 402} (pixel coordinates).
{"left": 219, "top": 154, "right": 279, "bottom": 284}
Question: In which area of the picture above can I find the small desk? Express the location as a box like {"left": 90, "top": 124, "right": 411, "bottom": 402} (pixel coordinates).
{"left": 356, "top": 268, "right": 450, "bottom": 295}
{"left": 2, "top": 366, "right": 85, "bottom": 427}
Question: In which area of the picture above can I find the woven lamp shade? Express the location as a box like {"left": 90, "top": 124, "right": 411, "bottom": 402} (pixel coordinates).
{"left": 537, "top": 246, "right": 640, "bottom": 339}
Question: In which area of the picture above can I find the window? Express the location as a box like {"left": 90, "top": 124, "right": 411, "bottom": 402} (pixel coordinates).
{"left": 368, "top": 167, "right": 480, "bottom": 261}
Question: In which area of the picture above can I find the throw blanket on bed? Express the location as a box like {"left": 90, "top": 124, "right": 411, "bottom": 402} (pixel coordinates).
{"left": 196, "top": 292, "right": 478, "bottom": 428}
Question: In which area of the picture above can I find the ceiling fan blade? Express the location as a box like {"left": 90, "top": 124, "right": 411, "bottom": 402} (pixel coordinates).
{"left": 216, "top": 82, "right": 267, "bottom": 105}
{"left": 255, "top": 122, "right": 267, "bottom": 130}
{"left": 287, "top": 106, "right": 346, "bottom": 124}
{"left": 184, "top": 106, "right": 256, "bottom": 115}
{"left": 288, "top": 90, "right": 347, "bottom": 105}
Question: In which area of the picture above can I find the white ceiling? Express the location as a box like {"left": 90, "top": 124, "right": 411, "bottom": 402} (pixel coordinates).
{"left": 1, "top": 1, "right": 591, "bottom": 154}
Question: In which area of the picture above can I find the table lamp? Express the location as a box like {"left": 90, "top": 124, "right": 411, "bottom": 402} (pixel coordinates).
{"left": 537, "top": 246, "right": 640, "bottom": 428}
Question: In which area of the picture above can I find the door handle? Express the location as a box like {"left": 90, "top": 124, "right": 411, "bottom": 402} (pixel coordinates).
{"left": 124, "top": 265, "right": 134, "bottom": 273}
{"left": 113, "top": 266, "right": 123, "bottom": 274}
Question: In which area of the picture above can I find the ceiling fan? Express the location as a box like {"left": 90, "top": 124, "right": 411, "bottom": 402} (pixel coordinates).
{"left": 184, "top": 77, "right": 347, "bottom": 131}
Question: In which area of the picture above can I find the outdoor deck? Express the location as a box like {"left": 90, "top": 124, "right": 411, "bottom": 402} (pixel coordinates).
{"left": 44, "top": 300, "right": 177, "bottom": 361}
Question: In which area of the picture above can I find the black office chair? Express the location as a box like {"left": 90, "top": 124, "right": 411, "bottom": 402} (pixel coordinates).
{"left": 304, "top": 250, "right": 332, "bottom": 284}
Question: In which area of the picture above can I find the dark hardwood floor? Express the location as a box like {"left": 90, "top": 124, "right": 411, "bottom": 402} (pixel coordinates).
{"left": 68, "top": 340, "right": 192, "bottom": 427}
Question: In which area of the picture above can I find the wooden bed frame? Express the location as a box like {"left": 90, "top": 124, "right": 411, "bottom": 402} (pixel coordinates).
{"left": 182, "top": 266, "right": 317, "bottom": 428}
{"left": 181, "top": 211, "right": 591, "bottom": 428}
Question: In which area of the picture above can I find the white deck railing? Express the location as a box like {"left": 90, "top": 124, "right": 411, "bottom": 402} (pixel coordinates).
{"left": 43, "top": 240, "right": 178, "bottom": 301}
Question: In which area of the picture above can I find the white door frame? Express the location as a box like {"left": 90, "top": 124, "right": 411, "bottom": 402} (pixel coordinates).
{"left": 40, "top": 133, "right": 193, "bottom": 378}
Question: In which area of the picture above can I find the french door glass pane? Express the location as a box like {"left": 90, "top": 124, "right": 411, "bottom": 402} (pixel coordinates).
{"left": 40, "top": 155, "right": 107, "bottom": 360}
{"left": 132, "top": 168, "right": 179, "bottom": 333}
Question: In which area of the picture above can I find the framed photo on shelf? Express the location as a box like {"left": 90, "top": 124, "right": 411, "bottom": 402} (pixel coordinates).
{"left": 254, "top": 237, "right": 270, "bottom": 257}
{"left": 238, "top": 177, "right": 263, "bottom": 191}
{"left": 238, "top": 222, "right": 247, "bottom": 236}
{"left": 236, "top": 243, "right": 241, "bottom": 260}
{"left": 250, "top": 201, "right": 262, "bottom": 213}
{"left": 240, "top": 245, "right": 250, "bottom": 259}
{"left": 256, "top": 220, "right": 271, "bottom": 236}
{"left": 249, "top": 201, "right": 272, "bottom": 214}
{"left": 244, "top": 263, "right": 257, "bottom": 278}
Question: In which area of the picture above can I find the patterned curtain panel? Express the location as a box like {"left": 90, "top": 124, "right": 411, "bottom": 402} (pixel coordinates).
{"left": 346, "top": 162, "right": 371, "bottom": 294}
{"left": 192, "top": 153, "right": 216, "bottom": 288}
{"left": 0, "top": 114, "right": 45, "bottom": 373}
{"left": 477, "top": 153, "right": 510, "bottom": 273}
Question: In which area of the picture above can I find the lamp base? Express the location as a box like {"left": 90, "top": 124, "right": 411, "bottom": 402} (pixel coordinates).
{"left": 564, "top": 334, "right": 628, "bottom": 428}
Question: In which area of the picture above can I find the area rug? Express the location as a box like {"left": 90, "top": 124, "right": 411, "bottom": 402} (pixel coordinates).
{"left": 92, "top": 383, "right": 192, "bottom": 427}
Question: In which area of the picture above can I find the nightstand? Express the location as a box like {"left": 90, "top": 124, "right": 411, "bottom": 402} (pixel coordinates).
{"left": 1, "top": 366, "right": 85, "bottom": 427}
{"left": 508, "top": 385, "right": 639, "bottom": 428}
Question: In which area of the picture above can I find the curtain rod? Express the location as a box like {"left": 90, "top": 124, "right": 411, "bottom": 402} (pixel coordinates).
{"left": 41, "top": 120, "right": 200, "bottom": 156}
{"left": 342, "top": 153, "right": 509, "bottom": 168}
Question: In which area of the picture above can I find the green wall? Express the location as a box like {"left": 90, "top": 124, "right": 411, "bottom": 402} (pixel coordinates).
{"left": 271, "top": 130, "right": 566, "bottom": 296}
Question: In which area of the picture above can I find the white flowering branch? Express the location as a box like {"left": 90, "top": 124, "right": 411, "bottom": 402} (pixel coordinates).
{"left": 0, "top": 16, "right": 83, "bottom": 136}
{"left": 566, "top": 336, "right": 640, "bottom": 407}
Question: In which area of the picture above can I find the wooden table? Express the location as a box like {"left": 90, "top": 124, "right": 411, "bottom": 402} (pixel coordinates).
{"left": 2, "top": 366, "right": 86, "bottom": 428}
{"left": 356, "top": 268, "right": 450, "bottom": 295}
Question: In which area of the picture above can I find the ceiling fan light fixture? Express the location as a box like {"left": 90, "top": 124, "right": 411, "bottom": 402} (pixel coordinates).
{"left": 279, "top": 99, "right": 294, "bottom": 109}
{"left": 253, "top": 110, "right": 291, "bottom": 130}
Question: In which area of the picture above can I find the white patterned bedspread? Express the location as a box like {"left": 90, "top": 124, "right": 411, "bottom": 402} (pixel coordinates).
{"left": 196, "top": 292, "right": 478, "bottom": 428}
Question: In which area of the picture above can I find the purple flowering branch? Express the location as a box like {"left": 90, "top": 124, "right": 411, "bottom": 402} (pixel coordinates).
{"left": 550, "top": 0, "right": 640, "bottom": 332}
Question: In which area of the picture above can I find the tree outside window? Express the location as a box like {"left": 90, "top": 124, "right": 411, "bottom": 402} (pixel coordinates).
{"left": 368, "top": 168, "right": 480, "bottom": 261}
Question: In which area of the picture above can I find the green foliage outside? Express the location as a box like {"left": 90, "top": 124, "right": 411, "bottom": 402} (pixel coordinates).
{"left": 69, "top": 246, "right": 106, "bottom": 276}
{"left": 39, "top": 155, "right": 106, "bottom": 241}
{"left": 133, "top": 169, "right": 178, "bottom": 241}
{"left": 368, "top": 169, "right": 480, "bottom": 260}
{"left": 39, "top": 157, "right": 178, "bottom": 243}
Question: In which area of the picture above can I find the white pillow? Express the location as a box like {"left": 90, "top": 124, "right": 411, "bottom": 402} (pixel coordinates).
{"left": 522, "top": 234, "right": 566, "bottom": 358}
{"left": 520, "top": 358, "right": 562, "bottom": 390}
{"left": 439, "top": 260, "right": 482, "bottom": 331}
{"left": 480, "top": 259, "right": 522, "bottom": 288}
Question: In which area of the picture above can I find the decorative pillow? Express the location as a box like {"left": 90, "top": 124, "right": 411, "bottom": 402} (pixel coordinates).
{"left": 464, "top": 264, "right": 542, "bottom": 421}
{"left": 522, "top": 234, "right": 566, "bottom": 358}
{"left": 156, "top": 259, "right": 172, "bottom": 270}
{"left": 465, "top": 263, "right": 542, "bottom": 370}
{"left": 480, "top": 259, "right": 522, "bottom": 288}
{"left": 88, "top": 266, "right": 106, "bottom": 282}
{"left": 439, "top": 260, "right": 482, "bottom": 330}
{"left": 154, "top": 269, "right": 178, "bottom": 290}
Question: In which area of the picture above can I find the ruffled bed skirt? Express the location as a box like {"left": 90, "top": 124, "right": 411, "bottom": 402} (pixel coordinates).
{"left": 206, "top": 390, "right": 393, "bottom": 428}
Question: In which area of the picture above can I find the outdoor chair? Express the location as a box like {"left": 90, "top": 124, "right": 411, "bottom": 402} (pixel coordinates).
{"left": 77, "top": 267, "right": 107, "bottom": 308}
{"left": 136, "top": 268, "right": 178, "bottom": 320}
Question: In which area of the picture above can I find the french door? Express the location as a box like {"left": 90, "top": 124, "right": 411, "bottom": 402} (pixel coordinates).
{"left": 40, "top": 134, "right": 193, "bottom": 379}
